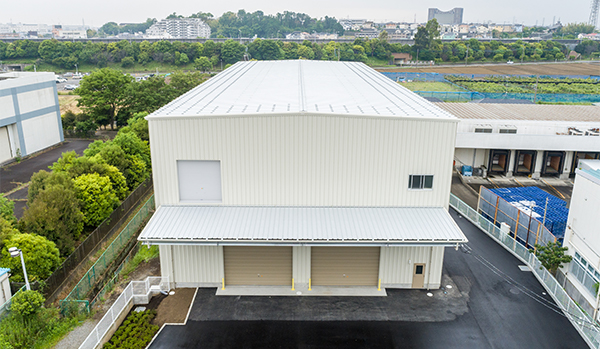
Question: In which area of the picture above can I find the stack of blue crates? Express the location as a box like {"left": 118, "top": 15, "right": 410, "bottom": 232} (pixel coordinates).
{"left": 490, "top": 187, "right": 568, "bottom": 239}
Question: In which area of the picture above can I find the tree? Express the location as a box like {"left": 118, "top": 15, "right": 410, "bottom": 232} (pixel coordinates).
{"left": 28, "top": 170, "right": 75, "bottom": 203}
{"left": 0, "top": 197, "right": 16, "bottom": 225}
{"left": 76, "top": 68, "right": 133, "bottom": 130}
{"left": 99, "top": 22, "right": 121, "bottom": 36}
{"left": 73, "top": 173, "right": 119, "bottom": 227}
{"left": 121, "top": 56, "right": 135, "bottom": 68}
{"left": 84, "top": 139, "right": 147, "bottom": 190}
{"left": 378, "top": 30, "right": 389, "bottom": 43}
{"left": 0, "top": 217, "right": 18, "bottom": 252}
{"left": 166, "top": 71, "right": 208, "bottom": 98}
{"left": 20, "top": 184, "right": 84, "bottom": 256}
{"left": 0, "top": 233, "right": 61, "bottom": 282}
{"left": 63, "top": 156, "right": 129, "bottom": 200}
{"left": 10, "top": 290, "right": 45, "bottom": 318}
{"left": 534, "top": 242, "right": 572, "bottom": 275}
{"left": 194, "top": 57, "right": 212, "bottom": 72}
{"left": 220, "top": 39, "right": 245, "bottom": 64}
{"left": 125, "top": 112, "right": 149, "bottom": 142}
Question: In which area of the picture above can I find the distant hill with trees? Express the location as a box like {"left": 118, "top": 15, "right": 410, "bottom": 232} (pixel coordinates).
{"left": 93, "top": 10, "right": 344, "bottom": 39}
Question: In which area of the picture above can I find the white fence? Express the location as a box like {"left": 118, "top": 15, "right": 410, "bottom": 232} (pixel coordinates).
{"left": 79, "top": 276, "right": 169, "bottom": 349}
{"left": 450, "top": 194, "right": 600, "bottom": 349}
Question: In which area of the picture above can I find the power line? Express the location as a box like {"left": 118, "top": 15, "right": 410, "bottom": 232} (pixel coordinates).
{"left": 460, "top": 244, "right": 600, "bottom": 330}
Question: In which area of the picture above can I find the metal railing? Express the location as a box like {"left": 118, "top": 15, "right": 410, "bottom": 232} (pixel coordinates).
{"left": 62, "top": 195, "right": 155, "bottom": 309}
{"left": 0, "top": 285, "right": 25, "bottom": 320}
{"left": 78, "top": 276, "right": 168, "bottom": 349}
{"left": 450, "top": 193, "right": 600, "bottom": 348}
{"left": 44, "top": 176, "right": 153, "bottom": 303}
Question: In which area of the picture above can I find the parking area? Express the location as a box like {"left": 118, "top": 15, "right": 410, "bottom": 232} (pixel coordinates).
{"left": 148, "top": 209, "right": 587, "bottom": 349}
{"left": 1, "top": 140, "right": 92, "bottom": 218}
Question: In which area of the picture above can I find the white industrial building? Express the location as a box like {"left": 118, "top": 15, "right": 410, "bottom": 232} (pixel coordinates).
{"left": 0, "top": 268, "right": 11, "bottom": 306}
{"left": 0, "top": 72, "right": 63, "bottom": 165}
{"left": 439, "top": 103, "right": 600, "bottom": 179}
{"left": 138, "top": 60, "right": 467, "bottom": 295}
{"left": 561, "top": 160, "right": 600, "bottom": 318}
{"left": 146, "top": 18, "right": 211, "bottom": 39}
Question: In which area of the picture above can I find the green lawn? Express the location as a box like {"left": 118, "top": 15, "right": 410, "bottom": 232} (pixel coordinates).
{"left": 399, "top": 81, "right": 465, "bottom": 92}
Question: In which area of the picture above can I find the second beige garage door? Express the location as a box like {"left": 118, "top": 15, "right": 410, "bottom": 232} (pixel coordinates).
{"left": 224, "top": 246, "right": 292, "bottom": 286}
{"left": 311, "top": 247, "right": 380, "bottom": 286}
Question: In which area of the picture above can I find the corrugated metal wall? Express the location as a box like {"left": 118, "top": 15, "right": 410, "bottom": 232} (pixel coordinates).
{"left": 293, "top": 246, "right": 311, "bottom": 286}
{"left": 162, "top": 245, "right": 223, "bottom": 287}
{"left": 149, "top": 114, "right": 457, "bottom": 208}
{"left": 379, "top": 246, "right": 445, "bottom": 289}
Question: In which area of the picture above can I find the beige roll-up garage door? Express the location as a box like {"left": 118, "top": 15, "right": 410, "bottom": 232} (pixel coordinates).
{"left": 311, "top": 247, "right": 380, "bottom": 286}
{"left": 224, "top": 246, "right": 292, "bottom": 286}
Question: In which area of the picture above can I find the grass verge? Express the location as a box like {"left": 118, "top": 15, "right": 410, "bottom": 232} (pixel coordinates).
{"left": 400, "top": 81, "right": 465, "bottom": 92}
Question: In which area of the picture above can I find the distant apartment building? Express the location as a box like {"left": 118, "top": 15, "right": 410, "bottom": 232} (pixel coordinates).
{"left": 0, "top": 23, "right": 52, "bottom": 37}
{"left": 355, "top": 28, "right": 379, "bottom": 39}
{"left": 146, "top": 18, "right": 211, "bottom": 39}
{"left": 428, "top": 8, "right": 464, "bottom": 25}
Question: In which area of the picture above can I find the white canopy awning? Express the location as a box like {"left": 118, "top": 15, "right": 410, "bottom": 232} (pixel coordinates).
{"left": 138, "top": 206, "right": 467, "bottom": 246}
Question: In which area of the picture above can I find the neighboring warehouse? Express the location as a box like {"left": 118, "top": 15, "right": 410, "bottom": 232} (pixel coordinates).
{"left": 139, "top": 60, "right": 467, "bottom": 294}
{"left": 438, "top": 103, "right": 600, "bottom": 179}
{"left": 560, "top": 160, "right": 600, "bottom": 318}
{"left": 0, "top": 72, "right": 63, "bottom": 165}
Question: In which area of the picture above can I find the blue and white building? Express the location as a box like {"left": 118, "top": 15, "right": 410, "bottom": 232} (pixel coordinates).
{"left": 0, "top": 72, "right": 63, "bottom": 164}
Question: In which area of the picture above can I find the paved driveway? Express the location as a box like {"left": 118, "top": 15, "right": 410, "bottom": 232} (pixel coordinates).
{"left": 1, "top": 140, "right": 92, "bottom": 218}
{"left": 149, "top": 209, "right": 588, "bottom": 348}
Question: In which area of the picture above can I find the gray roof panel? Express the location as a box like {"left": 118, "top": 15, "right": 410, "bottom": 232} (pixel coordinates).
{"left": 149, "top": 60, "right": 457, "bottom": 120}
{"left": 138, "top": 206, "right": 468, "bottom": 246}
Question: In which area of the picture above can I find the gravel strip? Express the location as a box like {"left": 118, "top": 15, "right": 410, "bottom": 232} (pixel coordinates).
{"left": 54, "top": 318, "right": 99, "bottom": 349}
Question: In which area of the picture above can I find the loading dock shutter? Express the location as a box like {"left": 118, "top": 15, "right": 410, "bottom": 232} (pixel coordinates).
{"left": 311, "top": 247, "right": 380, "bottom": 286}
{"left": 224, "top": 246, "right": 292, "bottom": 286}
{"left": 0, "top": 127, "right": 12, "bottom": 164}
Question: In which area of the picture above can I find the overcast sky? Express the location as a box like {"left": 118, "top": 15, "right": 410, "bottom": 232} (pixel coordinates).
{"left": 0, "top": 0, "right": 593, "bottom": 27}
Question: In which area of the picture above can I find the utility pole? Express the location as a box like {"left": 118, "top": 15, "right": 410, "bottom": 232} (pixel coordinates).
{"left": 526, "top": 201, "right": 535, "bottom": 248}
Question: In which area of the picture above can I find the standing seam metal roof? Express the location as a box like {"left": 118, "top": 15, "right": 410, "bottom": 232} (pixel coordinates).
{"left": 138, "top": 206, "right": 468, "bottom": 245}
{"left": 435, "top": 102, "right": 600, "bottom": 122}
{"left": 149, "top": 60, "right": 457, "bottom": 119}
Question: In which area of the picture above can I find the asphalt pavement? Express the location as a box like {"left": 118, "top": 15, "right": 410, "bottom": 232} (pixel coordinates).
{"left": 149, "top": 209, "right": 587, "bottom": 349}
{"left": 1, "top": 139, "right": 92, "bottom": 218}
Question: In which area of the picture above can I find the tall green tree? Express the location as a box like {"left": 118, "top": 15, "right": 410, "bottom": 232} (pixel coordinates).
{"left": 220, "top": 39, "right": 245, "bottom": 64}
{"left": 194, "top": 57, "right": 213, "bottom": 71}
{"left": 20, "top": 184, "right": 84, "bottom": 256}
{"left": 76, "top": 68, "right": 133, "bottom": 130}
{"left": 73, "top": 173, "right": 119, "bottom": 227}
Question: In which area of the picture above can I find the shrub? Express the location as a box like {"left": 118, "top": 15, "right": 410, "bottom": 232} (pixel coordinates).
{"left": 121, "top": 56, "right": 135, "bottom": 68}
{"left": 0, "top": 197, "right": 16, "bottom": 225}
{"left": 103, "top": 310, "right": 159, "bottom": 349}
{"left": 10, "top": 290, "right": 44, "bottom": 318}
